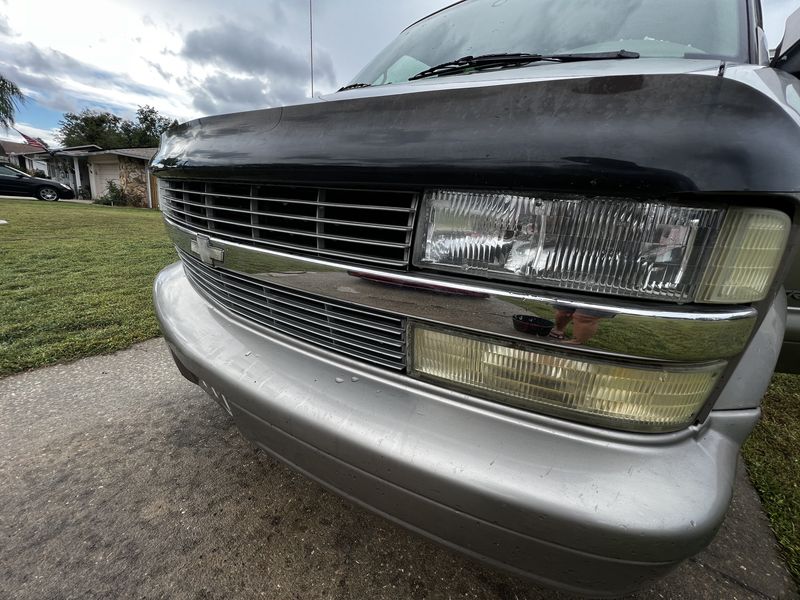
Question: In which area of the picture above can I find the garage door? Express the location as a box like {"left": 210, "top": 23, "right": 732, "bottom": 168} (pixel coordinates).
{"left": 94, "top": 161, "right": 120, "bottom": 197}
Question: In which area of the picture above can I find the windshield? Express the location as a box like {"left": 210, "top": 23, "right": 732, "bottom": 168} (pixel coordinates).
{"left": 0, "top": 165, "right": 28, "bottom": 177}
{"left": 351, "top": 0, "right": 748, "bottom": 86}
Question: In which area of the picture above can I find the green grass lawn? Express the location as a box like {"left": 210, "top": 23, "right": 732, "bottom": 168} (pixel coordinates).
{"left": 743, "top": 374, "right": 800, "bottom": 583}
{"left": 0, "top": 198, "right": 176, "bottom": 376}
{"left": 0, "top": 196, "right": 797, "bottom": 584}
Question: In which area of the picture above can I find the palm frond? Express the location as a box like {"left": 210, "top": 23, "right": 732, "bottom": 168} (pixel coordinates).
{"left": 0, "top": 74, "right": 26, "bottom": 129}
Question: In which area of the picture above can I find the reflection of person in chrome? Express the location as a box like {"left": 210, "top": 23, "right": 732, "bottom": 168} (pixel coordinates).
{"left": 549, "top": 305, "right": 615, "bottom": 345}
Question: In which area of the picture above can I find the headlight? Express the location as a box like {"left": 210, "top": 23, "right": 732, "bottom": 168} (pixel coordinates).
{"left": 414, "top": 190, "right": 790, "bottom": 303}
{"left": 409, "top": 324, "right": 724, "bottom": 432}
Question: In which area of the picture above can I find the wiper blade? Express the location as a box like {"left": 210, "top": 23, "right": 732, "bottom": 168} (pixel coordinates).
{"left": 545, "top": 50, "right": 640, "bottom": 62}
{"left": 409, "top": 50, "right": 639, "bottom": 81}
{"left": 410, "top": 53, "right": 543, "bottom": 80}
{"left": 338, "top": 82, "right": 373, "bottom": 92}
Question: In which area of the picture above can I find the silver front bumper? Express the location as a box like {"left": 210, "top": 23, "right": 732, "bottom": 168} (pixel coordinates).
{"left": 154, "top": 262, "right": 761, "bottom": 597}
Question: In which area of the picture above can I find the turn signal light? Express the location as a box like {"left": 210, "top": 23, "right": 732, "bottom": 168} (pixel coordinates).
{"left": 410, "top": 324, "right": 724, "bottom": 432}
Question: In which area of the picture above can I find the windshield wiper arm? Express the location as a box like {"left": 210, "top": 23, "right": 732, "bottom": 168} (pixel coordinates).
{"left": 338, "top": 82, "right": 373, "bottom": 92}
{"left": 545, "top": 50, "right": 640, "bottom": 62}
{"left": 409, "top": 50, "right": 639, "bottom": 81}
{"left": 410, "top": 53, "right": 543, "bottom": 80}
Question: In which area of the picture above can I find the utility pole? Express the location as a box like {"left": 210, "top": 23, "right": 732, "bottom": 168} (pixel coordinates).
{"left": 309, "top": 0, "right": 315, "bottom": 97}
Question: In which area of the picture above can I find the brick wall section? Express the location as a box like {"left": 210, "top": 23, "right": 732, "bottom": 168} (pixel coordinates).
{"left": 118, "top": 156, "right": 148, "bottom": 207}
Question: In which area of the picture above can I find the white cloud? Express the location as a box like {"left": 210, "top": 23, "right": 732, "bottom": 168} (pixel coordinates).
{"left": 0, "top": 123, "right": 60, "bottom": 148}
{"left": 0, "top": 0, "right": 451, "bottom": 125}
{"left": 4, "top": 0, "right": 793, "bottom": 133}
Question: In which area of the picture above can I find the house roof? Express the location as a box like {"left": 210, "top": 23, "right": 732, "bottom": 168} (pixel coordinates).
{"left": 62, "top": 144, "right": 102, "bottom": 151}
{"left": 0, "top": 142, "right": 103, "bottom": 158}
{"left": 52, "top": 145, "right": 104, "bottom": 158}
{"left": 0, "top": 140, "right": 45, "bottom": 155}
{"left": 53, "top": 144, "right": 103, "bottom": 156}
{"left": 86, "top": 148, "right": 159, "bottom": 161}
{"left": 3, "top": 143, "right": 158, "bottom": 161}
{"left": 109, "top": 148, "right": 159, "bottom": 160}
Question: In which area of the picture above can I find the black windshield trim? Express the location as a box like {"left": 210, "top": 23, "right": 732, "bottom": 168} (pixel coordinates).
{"left": 403, "top": 0, "right": 469, "bottom": 32}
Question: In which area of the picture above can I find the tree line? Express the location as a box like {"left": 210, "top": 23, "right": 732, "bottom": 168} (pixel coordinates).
{"left": 1, "top": 73, "right": 177, "bottom": 149}
{"left": 57, "top": 106, "right": 178, "bottom": 148}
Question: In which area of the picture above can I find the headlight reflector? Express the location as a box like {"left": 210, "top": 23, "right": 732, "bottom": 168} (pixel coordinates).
{"left": 410, "top": 324, "right": 724, "bottom": 432}
{"left": 414, "top": 190, "right": 789, "bottom": 303}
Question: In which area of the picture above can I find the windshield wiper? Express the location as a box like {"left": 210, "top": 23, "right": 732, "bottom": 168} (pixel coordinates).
{"left": 338, "top": 82, "right": 373, "bottom": 92}
{"left": 409, "top": 50, "right": 639, "bottom": 81}
{"left": 546, "top": 50, "right": 640, "bottom": 62}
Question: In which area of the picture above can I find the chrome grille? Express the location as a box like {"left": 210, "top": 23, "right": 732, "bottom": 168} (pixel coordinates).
{"left": 160, "top": 179, "right": 417, "bottom": 269}
{"left": 179, "top": 249, "right": 407, "bottom": 370}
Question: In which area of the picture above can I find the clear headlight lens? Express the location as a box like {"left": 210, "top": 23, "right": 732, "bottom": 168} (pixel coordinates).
{"left": 414, "top": 190, "right": 789, "bottom": 303}
{"left": 410, "top": 324, "right": 724, "bottom": 432}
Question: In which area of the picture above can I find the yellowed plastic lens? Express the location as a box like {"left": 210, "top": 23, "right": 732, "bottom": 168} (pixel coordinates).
{"left": 410, "top": 325, "right": 724, "bottom": 432}
{"left": 697, "top": 209, "right": 791, "bottom": 303}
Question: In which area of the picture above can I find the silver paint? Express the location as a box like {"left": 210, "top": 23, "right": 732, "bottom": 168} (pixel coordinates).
{"left": 154, "top": 262, "right": 761, "bottom": 597}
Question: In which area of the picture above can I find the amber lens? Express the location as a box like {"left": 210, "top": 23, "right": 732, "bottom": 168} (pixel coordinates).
{"left": 410, "top": 325, "right": 724, "bottom": 432}
{"left": 697, "top": 209, "right": 791, "bottom": 303}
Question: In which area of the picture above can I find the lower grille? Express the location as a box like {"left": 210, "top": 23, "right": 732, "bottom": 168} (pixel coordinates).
{"left": 179, "top": 250, "right": 407, "bottom": 370}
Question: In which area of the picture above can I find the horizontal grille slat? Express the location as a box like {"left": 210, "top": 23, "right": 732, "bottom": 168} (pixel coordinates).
{"left": 186, "top": 265, "right": 405, "bottom": 336}
{"left": 187, "top": 274, "right": 407, "bottom": 361}
{"left": 164, "top": 202, "right": 413, "bottom": 232}
{"left": 197, "top": 265, "right": 404, "bottom": 328}
{"left": 178, "top": 250, "right": 407, "bottom": 370}
{"left": 163, "top": 187, "right": 414, "bottom": 212}
{"left": 164, "top": 205, "right": 409, "bottom": 247}
{"left": 159, "top": 179, "right": 418, "bottom": 269}
{"left": 164, "top": 214, "right": 410, "bottom": 268}
{"left": 182, "top": 263, "right": 405, "bottom": 348}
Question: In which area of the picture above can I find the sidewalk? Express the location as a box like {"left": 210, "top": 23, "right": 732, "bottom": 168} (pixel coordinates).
{"left": 0, "top": 194, "right": 91, "bottom": 204}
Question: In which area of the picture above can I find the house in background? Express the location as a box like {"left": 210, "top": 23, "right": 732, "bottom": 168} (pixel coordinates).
{"left": 0, "top": 140, "right": 47, "bottom": 171}
{"left": 9, "top": 145, "right": 159, "bottom": 207}
{"left": 85, "top": 148, "right": 159, "bottom": 207}
{"left": 19, "top": 145, "right": 101, "bottom": 197}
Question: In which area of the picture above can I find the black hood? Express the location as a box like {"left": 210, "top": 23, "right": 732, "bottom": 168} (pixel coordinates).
{"left": 152, "top": 72, "right": 800, "bottom": 195}
{"left": 29, "top": 176, "right": 59, "bottom": 186}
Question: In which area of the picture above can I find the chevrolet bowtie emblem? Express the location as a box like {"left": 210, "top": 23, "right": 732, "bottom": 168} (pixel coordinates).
{"left": 191, "top": 235, "right": 224, "bottom": 266}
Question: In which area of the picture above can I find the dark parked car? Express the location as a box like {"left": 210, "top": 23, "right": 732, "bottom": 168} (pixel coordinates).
{"left": 0, "top": 164, "right": 75, "bottom": 201}
{"left": 152, "top": 0, "right": 800, "bottom": 596}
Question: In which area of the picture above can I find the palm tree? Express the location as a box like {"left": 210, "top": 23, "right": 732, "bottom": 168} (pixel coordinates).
{"left": 0, "top": 74, "right": 25, "bottom": 129}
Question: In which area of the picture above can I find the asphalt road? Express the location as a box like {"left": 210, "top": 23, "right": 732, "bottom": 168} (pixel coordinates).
{"left": 1, "top": 339, "right": 797, "bottom": 600}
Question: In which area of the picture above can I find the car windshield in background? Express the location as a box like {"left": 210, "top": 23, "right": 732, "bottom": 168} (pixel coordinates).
{"left": 351, "top": 0, "right": 747, "bottom": 87}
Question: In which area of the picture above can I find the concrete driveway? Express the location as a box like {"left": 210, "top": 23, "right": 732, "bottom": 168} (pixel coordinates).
{"left": 1, "top": 339, "right": 796, "bottom": 599}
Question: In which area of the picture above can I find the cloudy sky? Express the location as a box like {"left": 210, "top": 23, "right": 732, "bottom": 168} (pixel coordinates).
{"left": 0, "top": 0, "right": 797, "bottom": 147}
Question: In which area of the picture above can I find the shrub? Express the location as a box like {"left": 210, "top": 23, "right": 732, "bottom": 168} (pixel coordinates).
{"left": 95, "top": 180, "right": 132, "bottom": 206}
